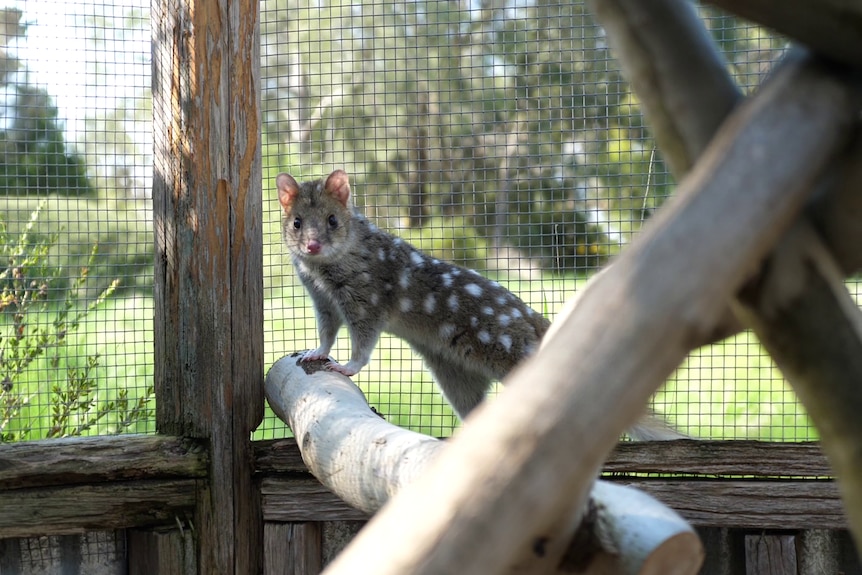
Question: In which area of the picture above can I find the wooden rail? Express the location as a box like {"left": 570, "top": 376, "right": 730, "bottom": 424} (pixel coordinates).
{"left": 0, "top": 436, "right": 843, "bottom": 538}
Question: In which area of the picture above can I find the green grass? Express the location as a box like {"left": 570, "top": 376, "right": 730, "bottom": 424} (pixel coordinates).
{"left": 11, "top": 267, "right": 853, "bottom": 442}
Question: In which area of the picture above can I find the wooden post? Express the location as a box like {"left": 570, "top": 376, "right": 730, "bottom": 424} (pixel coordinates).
{"left": 151, "top": 0, "right": 263, "bottom": 570}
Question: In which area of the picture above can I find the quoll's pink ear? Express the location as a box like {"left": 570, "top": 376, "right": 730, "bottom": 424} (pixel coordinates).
{"left": 324, "top": 169, "right": 351, "bottom": 208}
{"left": 276, "top": 173, "right": 300, "bottom": 211}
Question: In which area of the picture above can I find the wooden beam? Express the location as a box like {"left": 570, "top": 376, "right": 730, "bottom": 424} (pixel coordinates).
{"left": 256, "top": 437, "right": 834, "bottom": 478}
{"left": 151, "top": 0, "right": 263, "bottom": 569}
{"left": 0, "top": 480, "right": 197, "bottom": 538}
{"left": 0, "top": 435, "right": 207, "bottom": 490}
{"left": 705, "top": 0, "right": 862, "bottom": 69}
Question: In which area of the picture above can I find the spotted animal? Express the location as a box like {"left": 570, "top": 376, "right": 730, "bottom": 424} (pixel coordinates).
{"left": 276, "top": 169, "right": 549, "bottom": 419}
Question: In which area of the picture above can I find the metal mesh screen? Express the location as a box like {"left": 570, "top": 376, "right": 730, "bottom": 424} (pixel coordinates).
{"left": 4, "top": 0, "right": 857, "bottom": 443}
{"left": 0, "top": 0, "right": 154, "bottom": 441}
{"left": 259, "top": 1, "right": 854, "bottom": 441}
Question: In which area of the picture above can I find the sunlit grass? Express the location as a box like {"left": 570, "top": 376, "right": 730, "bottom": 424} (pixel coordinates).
{"left": 15, "top": 272, "right": 857, "bottom": 443}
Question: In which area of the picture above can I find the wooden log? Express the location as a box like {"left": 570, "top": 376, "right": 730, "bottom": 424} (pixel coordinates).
{"left": 0, "top": 479, "right": 197, "bottom": 538}
{"left": 705, "top": 0, "right": 862, "bottom": 69}
{"left": 315, "top": 48, "right": 856, "bottom": 575}
{"left": 265, "top": 356, "right": 703, "bottom": 574}
{"left": 585, "top": 0, "right": 742, "bottom": 176}
{"left": 734, "top": 221, "right": 862, "bottom": 548}
{"left": 0, "top": 435, "right": 207, "bottom": 490}
{"left": 151, "top": 0, "right": 263, "bottom": 568}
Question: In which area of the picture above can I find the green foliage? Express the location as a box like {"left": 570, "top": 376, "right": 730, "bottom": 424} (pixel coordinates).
{"left": 0, "top": 204, "right": 153, "bottom": 442}
{"left": 0, "top": 9, "right": 94, "bottom": 196}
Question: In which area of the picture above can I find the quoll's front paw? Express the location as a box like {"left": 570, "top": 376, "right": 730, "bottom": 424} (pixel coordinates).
{"left": 326, "top": 360, "right": 363, "bottom": 377}
{"left": 300, "top": 348, "right": 331, "bottom": 362}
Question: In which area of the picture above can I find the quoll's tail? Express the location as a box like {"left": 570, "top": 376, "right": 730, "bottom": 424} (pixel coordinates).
{"left": 628, "top": 409, "right": 688, "bottom": 441}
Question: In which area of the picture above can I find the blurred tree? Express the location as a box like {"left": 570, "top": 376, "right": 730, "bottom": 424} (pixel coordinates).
{"left": 0, "top": 8, "right": 93, "bottom": 196}
{"left": 260, "top": 0, "right": 782, "bottom": 272}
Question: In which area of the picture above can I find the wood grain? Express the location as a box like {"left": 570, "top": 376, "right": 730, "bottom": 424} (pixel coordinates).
{"left": 0, "top": 435, "right": 207, "bottom": 490}
{"left": 0, "top": 480, "right": 197, "bottom": 538}
{"left": 151, "top": 0, "right": 263, "bottom": 569}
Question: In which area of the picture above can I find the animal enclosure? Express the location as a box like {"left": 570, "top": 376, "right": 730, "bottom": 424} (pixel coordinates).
{"left": 0, "top": 0, "right": 859, "bottom": 573}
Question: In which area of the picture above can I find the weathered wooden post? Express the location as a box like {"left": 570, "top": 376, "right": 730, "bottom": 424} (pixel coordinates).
{"left": 150, "top": 0, "right": 263, "bottom": 570}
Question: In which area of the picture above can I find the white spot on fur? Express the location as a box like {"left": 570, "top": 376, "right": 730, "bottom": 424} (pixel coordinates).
{"left": 478, "top": 330, "right": 491, "bottom": 344}
{"left": 448, "top": 294, "right": 459, "bottom": 311}
{"left": 400, "top": 298, "right": 412, "bottom": 312}
{"left": 482, "top": 306, "right": 494, "bottom": 316}
{"left": 399, "top": 269, "right": 411, "bottom": 289}
{"left": 452, "top": 269, "right": 461, "bottom": 276}
{"left": 423, "top": 294, "right": 436, "bottom": 314}
{"left": 371, "top": 293, "right": 380, "bottom": 306}
{"left": 360, "top": 272, "right": 372, "bottom": 283}
{"left": 384, "top": 283, "right": 393, "bottom": 291}
{"left": 432, "top": 259, "right": 440, "bottom": 265}
{"left": 469, "top": 269, "right": 481, "bottom": 277}
{"left": 498, "top": 334, "right": 512, "bottom": 351}
{"left": 439, "top": 323, "right": 455, "bottom": 340}
{"left": 441, "top": 273, "right": 453, "bottom": 288}
{"left": 378, "top": 248, "right": 386, "bottom": 261}
{"left": 410, "top": 252, "right": 424, "bottom": 266}
{"left": 496, "top": 295, "right": 507, "bottom": 306}
{"left": 470, "top": 316, "right": 478, "bottom": 328}
{"left": 498, "top": 314, "right": 511, "bottom": 326}
{"left": 464, "top": 283, "right": 482, "bottom": 297}
{"left": 511, "top": 308, "right": 523, "bottom": 319}
{"left": 394, "top": 237, "right": 403, "bottom": 245}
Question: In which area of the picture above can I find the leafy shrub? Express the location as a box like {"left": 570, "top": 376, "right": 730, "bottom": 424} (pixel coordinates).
{"left": 0, "top": 203, "right": 153, "bottom": 442}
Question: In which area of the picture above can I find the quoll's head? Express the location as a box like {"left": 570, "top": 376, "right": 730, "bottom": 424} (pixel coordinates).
{"left": 276, "top": 169, "right": 354, "bottom": 259}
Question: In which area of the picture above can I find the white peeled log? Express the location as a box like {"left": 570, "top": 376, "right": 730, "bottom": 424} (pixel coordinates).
{"left": 264, "top": 354, "right": 440, "bottom": 514}
{"left": 264, "top": 354, "right": 702, "bottom": 574}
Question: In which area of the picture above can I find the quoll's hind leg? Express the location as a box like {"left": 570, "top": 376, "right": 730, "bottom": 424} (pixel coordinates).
{"left": 412, "top": 344, "right": 493, "bottom": 420}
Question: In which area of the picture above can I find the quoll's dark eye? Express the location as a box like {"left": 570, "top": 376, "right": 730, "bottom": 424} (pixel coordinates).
{"left": 293, "top": 217, "right": 302, "bottom": 230}
{"left": 328, "top": 215, "right": 338, "bottom": 229}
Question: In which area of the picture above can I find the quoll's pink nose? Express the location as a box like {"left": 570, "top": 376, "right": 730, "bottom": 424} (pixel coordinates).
{"left": 306, "top": 240, "right": 322, "bottom": 255}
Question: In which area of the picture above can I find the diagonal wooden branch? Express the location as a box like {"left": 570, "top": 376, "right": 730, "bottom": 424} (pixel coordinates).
{"left": 316, "top": 51, "right": 858, "bottom": 575}
{"left": 589, "top": 0, "right": 862, "bottom": 550}
{"left": 733, "top": 221, "right": 862, "bottom": 548}
{"left": 589, "top": 2, "right": 862, "bottom": 347}
{"left": 264, "top": 355, "right": 703, "bottom": 575}
{"left": 586, "top": 0, "right": 742, "bottom": 176}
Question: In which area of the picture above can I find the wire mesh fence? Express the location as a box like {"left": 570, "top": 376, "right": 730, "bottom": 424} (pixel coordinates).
{"left": 1, "top": 0, "right": 856, "bottom": 442}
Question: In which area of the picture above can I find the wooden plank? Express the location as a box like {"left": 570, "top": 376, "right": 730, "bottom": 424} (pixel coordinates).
{"left": 264, "top": 522, "right": 322, "bottom": 575}
{"left": 697, "top": 528, "right": 743, "bottom": 575}
{"left": 254, "top": 438, "right": 834, "bottom": 478}
{"left": 612, "top": 479, "right": 845, "bottom": 530}
{"left": 261, "top": 478, "right": 368, "bottom": 522}
{"left": 0, "top": 435, "right": 208, "bottom": 490}
{"left": 254, "top": 439, "right": 311, "bottom": 474}
{"left": 151, "top": 0, "right": 263, "bottom": 569}
{"left": 129, "top": 528, "right": 196, "bottom": 575}
{"left": 0, "top": 480, "right": 197, "bottom": 538}
{"left": 606, "top": 440, "right": 832, "bottom": 477}
{"left": 744, "top": 534, "right": 797, "bottom": 575}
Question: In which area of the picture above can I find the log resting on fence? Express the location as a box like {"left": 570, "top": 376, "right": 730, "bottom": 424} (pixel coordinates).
{"left": 264, "top": 355, "right": 703, "bottom": 575}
